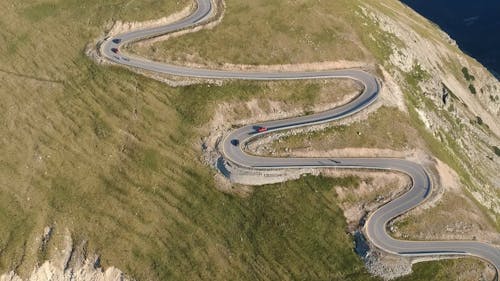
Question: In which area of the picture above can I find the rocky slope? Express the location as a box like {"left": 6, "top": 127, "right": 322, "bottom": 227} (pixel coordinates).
{"left": 361, "top": 1, "right": 500, "bottom": 219}
{"left": 0, "top": 229, "right": 129, "bottom": 281}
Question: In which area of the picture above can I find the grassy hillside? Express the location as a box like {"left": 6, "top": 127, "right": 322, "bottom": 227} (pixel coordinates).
{"left": 0, "top": 0, "right": 495, "bottom": 280}
{"left": 132, "top": 0, "right": 499, "bottom": 231}
{"left": 131, "top": 0, "right": 373, "bottom": 65}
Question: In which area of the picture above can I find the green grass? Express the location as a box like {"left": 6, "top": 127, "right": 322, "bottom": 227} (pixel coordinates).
{"left": 173, "top": 78, "right": 359, "bottom": 127}
{"left": 406, "top": 64, "right": 431, "bottom": 88}
{"left": 21, "top": 2, "right": 59, "bottom": 22}
{"left": 356, "top": 10, "right": 403, "bottom": 62}
{"left": 130, "top": 0, "right": 371, "bottom": 65}
{"left": 395, "top": 258, "right": 491, "bottom": 281}
{"left": 270, "top": 106, "right": 418, "bottom": 153}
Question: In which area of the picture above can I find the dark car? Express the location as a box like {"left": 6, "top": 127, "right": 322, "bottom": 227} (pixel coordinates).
{"left": 231, "top": 139, "right": 240, "bottom": 146}
{"left": 112, "top": 38, "right": 122, "bottom": 44}
{"left": 111, "top": 48, "right": 119, "bottom": 53}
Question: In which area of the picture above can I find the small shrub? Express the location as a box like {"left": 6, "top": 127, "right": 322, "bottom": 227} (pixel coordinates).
{"left": 92, "top": 114, "right": 111, "bottom": 139}
{"left": 462, "top": 67, "right": 475, "bottom": 81}
{"left": 476, "top": 116, "right": 483, "bottom": 125}
{"left": 468, "top": 84, "right": 477, "bottom": 94}
{"left": 493, "top": 146, "right": 500, "bottom": 157}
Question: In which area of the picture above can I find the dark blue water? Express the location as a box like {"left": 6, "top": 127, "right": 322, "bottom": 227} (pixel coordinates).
{"left": 401, "top": 0, "right": 500, "bottom": 78}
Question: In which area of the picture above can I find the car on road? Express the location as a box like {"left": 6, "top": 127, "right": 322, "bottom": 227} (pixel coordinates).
{"left": 112, "top": 38, "right": 122, "bottom": 44}
{"left": 256, "top": 126, "right": 267, "bottom": 133}
{"left": 111, "top": 48, "right": 119, "bottom": 53}
{"left": 231, "top": 139, "right": 239, "bottom": 146}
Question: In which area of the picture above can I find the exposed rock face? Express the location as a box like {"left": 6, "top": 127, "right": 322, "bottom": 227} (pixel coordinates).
{"left": 360, "top": 3, "right": 500, "bottom": 218}
{"left": 363, "top": 250, "right": 412, "bottom": 280}
{"left": 0, "top": 230, "right": 129, "bottom": 281}
{"left": 362, "top": 3, "right": 499, "bottom": 132}
{"left": 0, "top": 262, "right": 127, "bottom": 281}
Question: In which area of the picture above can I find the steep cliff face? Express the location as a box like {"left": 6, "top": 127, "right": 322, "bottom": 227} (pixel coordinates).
{"left": 359, "top": 1, "right": 500, "bottom": 220}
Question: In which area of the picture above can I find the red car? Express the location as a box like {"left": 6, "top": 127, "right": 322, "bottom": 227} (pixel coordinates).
{"left": 257, "top": 126, "right": 268, "bottom": 133}
{"left": 111, "top": 48, "right": 119, "bottom": 53}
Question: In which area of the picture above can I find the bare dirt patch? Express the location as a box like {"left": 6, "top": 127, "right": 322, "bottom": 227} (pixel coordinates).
{"left": 326, "top": 170, "right": 411, "bottom": 232}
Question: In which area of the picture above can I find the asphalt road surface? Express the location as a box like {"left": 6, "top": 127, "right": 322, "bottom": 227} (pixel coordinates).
{"left": 100, "top": 0, "right": 500, "bottom": 273}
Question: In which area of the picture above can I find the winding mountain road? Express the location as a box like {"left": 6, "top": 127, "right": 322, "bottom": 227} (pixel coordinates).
{"left": 100, "top": 0, "right": 500, "bottom": 275}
